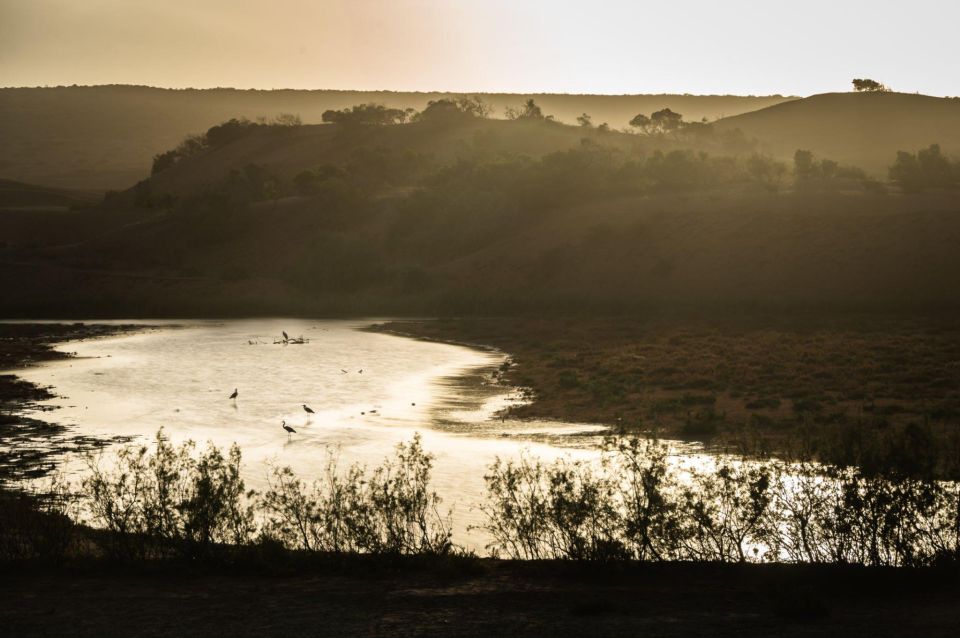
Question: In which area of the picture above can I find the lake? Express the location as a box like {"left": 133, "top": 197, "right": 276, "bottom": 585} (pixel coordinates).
{"left": 11, "top": 318, "right": 634, "bottom": 550}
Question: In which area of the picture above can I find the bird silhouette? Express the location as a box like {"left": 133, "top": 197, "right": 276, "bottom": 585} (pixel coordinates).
{"left": 229, "top": 388, "right": 238, "bottom": 400}
{"left": 282, "top": 420, "right": 296, "bottom": 436}
{"left": 303, "top": 404, "right": 315, "bottom": 414}
{"left": 282, "top": 330, "right": 289, "bottom": 341}
{"left": 358, "top": 369, "right": 363, "bottom": 374}
{"left": 341, "top": 369, "right": 348, "bottom": 374}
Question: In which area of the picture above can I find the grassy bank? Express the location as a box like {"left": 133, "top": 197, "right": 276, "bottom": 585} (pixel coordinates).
{"left": 373, "top": 316, "right": 960, "bottom": 472}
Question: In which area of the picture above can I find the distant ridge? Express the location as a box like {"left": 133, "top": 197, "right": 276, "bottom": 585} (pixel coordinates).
{"left": 714, "top": 92, "right": 960, "bottom": 173}
{"left": 0, "top": 85, "right": 794, "bottom": 189}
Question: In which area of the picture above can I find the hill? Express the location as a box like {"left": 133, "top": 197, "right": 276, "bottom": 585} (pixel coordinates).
{"left": 714, "top": 92, "right": 960, "bottom": 174}
{"left": 1, "top": 110, "right": 959, "bottom": 318}
{"left": 0, "top": 85, "right": 793, "bottom": 189}
{"left": 0, "top": 178, "right": 99, "bottom": 211}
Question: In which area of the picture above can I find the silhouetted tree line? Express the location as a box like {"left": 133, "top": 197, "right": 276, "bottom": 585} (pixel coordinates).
{"left": 151, "top": 113, "right": 302, "bottom": 175}
{"left": 889, "top": 144, "right": 960, "bottom": 192}
{"left": 321, "top": 96, "right": 494, "bottom": 127}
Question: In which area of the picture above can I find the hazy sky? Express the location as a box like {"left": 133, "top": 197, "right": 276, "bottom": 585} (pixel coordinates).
{"left": 1, "top": 0, "right": 957, "bottom": 96}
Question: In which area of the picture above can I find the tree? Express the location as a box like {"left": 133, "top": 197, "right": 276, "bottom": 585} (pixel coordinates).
{"left": 917, "top": 143, "right": 953, "bottom": 186}
{"left": 628, "top": 113, "right": 653, "bottom": 135}
{"left": 151, "top": 134, "right": 208, "bottom": 174}
{"left": 206, "top": 118, "right": 256, "bottom": 146}
{"left": 505, "top": 99, "right": 546, "bottom": 121}
{"left": 321, "top": 103, "right": 410, "bottom": 126}
{"left": 415, "top": 96, "right": 492, "bottom": 123}
{"left": 889, "top": 144, "right": 956, "bottom": 192}
{"left": 272, "top": 113, "right": 302, "bottom": 127}
{"left": 628, "top": 110, "right": 686, "bottom": 136}
{"left": 793, "top": 149, "right": 817, "bottom": 178}
{"left": 576, "top": 113, "right": 593, "bottom": 128}
{"left": 852, "top": 78, "right": 888, "bottom": 93}
{"left": 651, "top": 108, "right": 684, "bottom": 134}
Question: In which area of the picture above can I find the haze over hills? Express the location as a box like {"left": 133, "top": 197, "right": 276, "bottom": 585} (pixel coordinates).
{"left": 0, "top": 85, "right": 794, "bottom": 190}
{"left": 714, "top": 92, "right": 960, "bottom": 174}
{"left": 2, "top": 95, "right": 958, "bottom": 318}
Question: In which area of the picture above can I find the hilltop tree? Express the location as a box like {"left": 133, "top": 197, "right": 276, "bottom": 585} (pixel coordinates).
{"left": 852, "top": 78, "right": 889, "bottom": 93}
{"left": 322, "top": 103, "right": 412, "bottom": 126}
{"left": 415, "top": 96, "right": 492, "bottom": 123}
{"left": 272, "top": 113, "right": 302, "bottom": 127}
{"left": 205, "top": 118, "right": 258, "bottom": 147}
{"left": 651, "top": 108, "right": 684, "bottom": 133}
{"left": 628, "top": 113, "right": 653, "bottom": 134}
{"left": 505, "top": 99, "right": 547, "bottom": 121}
{"left": 576, "top": 113, "right": 593, "bottom": 128}
{"left": 629, "top": 109, "right": 686, "bottom": 135}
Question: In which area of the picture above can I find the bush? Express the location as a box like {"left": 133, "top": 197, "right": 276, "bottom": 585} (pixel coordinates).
{"left": 481, "top": 435, "right": 960, "bottom": 566}
{"left": 82, "top": 430, "right": 256, "bottom": 560}
{"left": 261, "top": 434, "right": 452, "bottom": 555}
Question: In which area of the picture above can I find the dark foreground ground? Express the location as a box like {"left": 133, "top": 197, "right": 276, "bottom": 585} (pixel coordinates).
{"left": 2, "top": 560, "right": 960, "bottom": 637}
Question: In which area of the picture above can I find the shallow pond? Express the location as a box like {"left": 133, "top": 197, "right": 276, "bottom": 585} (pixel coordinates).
{"left": 9, "top": 318, "right": 645, "bottom": 550}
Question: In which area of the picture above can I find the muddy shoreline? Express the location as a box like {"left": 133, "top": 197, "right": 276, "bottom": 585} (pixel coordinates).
{"left": 0, "top": 322, "right": 149, "bottom": 482}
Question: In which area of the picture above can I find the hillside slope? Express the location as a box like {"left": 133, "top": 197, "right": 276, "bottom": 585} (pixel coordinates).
{"left": 714, "top": 92, "right": 960, "bottom": 173}
{"left": 0, "top": 178, "right": 99, "bottom": 210}
{"left": 3, "top": 114, "right": 959, "bottom": 318}
{"left": 0, "top": 86, "right": 793, "bottom": 189}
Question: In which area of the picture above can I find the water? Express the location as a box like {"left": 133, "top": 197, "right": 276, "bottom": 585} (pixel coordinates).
{"left": 9, "top": 318, "right": 619, "bottom": 550}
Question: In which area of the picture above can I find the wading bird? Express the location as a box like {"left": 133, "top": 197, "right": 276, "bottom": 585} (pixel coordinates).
{"left": 282, "top": 420, "right": 296, "bottom": 436}
{"left": 303, "top": 404, "right": 315, "bottom": 414}
{"left": 358, "top": 369, "right": 363, "bottom": 374}
{"left": 283, "top": 330, "right": 289, "bottom": 341}
{"left": 229, "top": 388, "right": 238, "bottom": 400}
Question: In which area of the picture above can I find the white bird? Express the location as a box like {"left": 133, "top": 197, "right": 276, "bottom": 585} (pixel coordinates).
{"left": 303, "top": 404, "right": 315, "bottom": 414}
{"left": 282, "top": 420, "right": 296, "bottom": 436}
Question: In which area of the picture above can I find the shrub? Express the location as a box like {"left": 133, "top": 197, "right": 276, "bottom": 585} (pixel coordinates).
{"left": 82, "top": 430, "right": 256, "bottom": 560}
{"left": 261, "top": 434, "right": 452, "bottom": 556}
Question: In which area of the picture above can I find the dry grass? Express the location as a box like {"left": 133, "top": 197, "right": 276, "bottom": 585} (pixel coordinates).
{"left": 377, "top": 316, "right": 960, "bottom": 461}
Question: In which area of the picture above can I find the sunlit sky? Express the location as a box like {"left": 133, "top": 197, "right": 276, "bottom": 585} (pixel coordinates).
{"left": 1, "top": 0, "right": 957, "bottom": 96}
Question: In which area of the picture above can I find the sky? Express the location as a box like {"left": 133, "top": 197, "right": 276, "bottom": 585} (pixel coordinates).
{"left": 1, "top": 0, "right": 958, "bottom": 96}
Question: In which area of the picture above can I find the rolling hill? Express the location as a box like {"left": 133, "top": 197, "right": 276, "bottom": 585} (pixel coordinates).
{"left": 0, "top": 85, "right": 793, "bottom": 190}
{"left": 0, "top": 178, "right": 100, "bottom": 211}
{"left": 714, "top": 92, "right": 960, "bottom": 174}
{"left": 2, "top": 109, "right": 959, "bottom": 318}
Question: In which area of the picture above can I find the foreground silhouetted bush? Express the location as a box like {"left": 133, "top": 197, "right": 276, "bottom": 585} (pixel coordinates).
{"left": 3, "top": 431, "right": 958, "bottom": 567}
{"left": 481, "top": 437, "right": 960, "bottom": 566}
{"left": 260, "top": 436, "right": 452, "bottom": 555}
{"left": 76, "top": 430, "right": 451, "bottom": 561}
